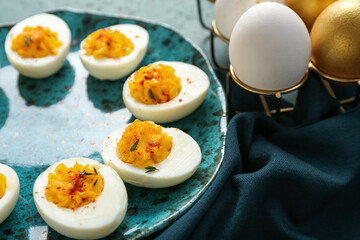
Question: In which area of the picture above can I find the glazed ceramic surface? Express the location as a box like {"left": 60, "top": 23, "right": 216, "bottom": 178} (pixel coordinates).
{"left": 0, "top": 9, "right": 227, "bottom": 239}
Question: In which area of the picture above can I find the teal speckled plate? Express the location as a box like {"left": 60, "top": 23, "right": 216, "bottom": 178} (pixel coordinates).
{"left": 0, "top": 8, "right": 227, "bottom": 240}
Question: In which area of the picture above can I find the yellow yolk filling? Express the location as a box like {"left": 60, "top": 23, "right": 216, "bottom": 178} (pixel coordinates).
{"left": 83, "top": 28, "right": 134, "bottom": 58}
{"left": 117, "top": 119, "right": 172, "bottom": 168}
{"left": 129, "top": 64, "right": 182, "bottom": 104}
{"left": 11, "top": 26, "right": 62, "bottom": 58}
{"left": 45, "top": 162, "right": 104, "bottom": 210}
{"left": 0, "top": 173, "right": 6, "bottom": 199}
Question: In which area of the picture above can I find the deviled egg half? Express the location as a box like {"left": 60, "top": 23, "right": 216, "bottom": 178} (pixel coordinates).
{"left": 123, "top": 61, "right": 210, "bottom": 123}
{"left": 101, "top": 119, "right": 202, "bottom": 188}
{"left": 33, "top": 158, "right": 127, "bottom": 240}
{"left": 79, "top": 24, "right": 149, "bottom": 80}
{"left": 0, "top": 163, "right": 20, "bottom": 224}
{"left": 4, "top": 13, "right": 71, "bottom": 78}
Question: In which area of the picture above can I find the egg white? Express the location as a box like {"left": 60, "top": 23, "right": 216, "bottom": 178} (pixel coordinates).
{"left": 214, "top": 0, "right": 285, "bottom": 39}
{"left": 33, "top": 157, "right": 128, "bottom": 240}
{"left": 0, "top": 163, "right": 20, "bottom": 224}
{"left": 123, "top": 61, "right": 210, "bottom": 123}
{"left": 79, "top": 24, "right": 149, "bottom": 80}
{"left": 101, "top": 123, "right": 202, "bottom": 188}
{"left": 4, "top": 13, "right": 71, "bottom": 79}
{"left": 229, "top": 2, "right": 310, "bottom": 91}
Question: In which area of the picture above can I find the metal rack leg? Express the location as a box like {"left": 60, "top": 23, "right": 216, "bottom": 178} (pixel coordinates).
{"left": 210, "top": 31, "right": 230, "bottom": 71}
{"left": 196, "top": 0, "right": 212, "bottom": 31}
{"left": 226, "top": 72, "right": 234, "bottom": 118}
{"left": 354, "top": 81, "right": 360, "bottom": 107}
{"left": 320, "top": 77, "right": 346, "bottom": 112}
{"left": 258, "top": 95, "right": 270, "bottom": 117}
{"left": 275, "top": 93, "right": 281, "bottom": 121}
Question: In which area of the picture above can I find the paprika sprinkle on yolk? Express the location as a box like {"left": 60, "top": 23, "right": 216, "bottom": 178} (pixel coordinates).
{"left": 0, "top": 173, "right": 6, "bottom": 199}
{"left": 83, "top": 28, "right": 134, "bottom": 58}
{"left": 129, "top": 64, "right": 182, "bottom": 105}
{"left": 11, "top": 26, "right": 62, "bottom": 58}
{"left": 44, "top": 162, "right": 104, "bottom": 210}
{"left": 117, "top": 119, "right": 172, "bottom": 168}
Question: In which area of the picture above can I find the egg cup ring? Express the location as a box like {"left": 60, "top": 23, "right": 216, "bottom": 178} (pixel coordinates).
{"left": 211, "top": 19, "right": 229, "bottom": 44}
{"left": 228, "top": 64, "right": 309, "bottom": 120}
{"left": 309, "top": 62, "right": 360, "bottom": 109}
{"left": 209, "top": 19, "right": 230, "bottom": 71}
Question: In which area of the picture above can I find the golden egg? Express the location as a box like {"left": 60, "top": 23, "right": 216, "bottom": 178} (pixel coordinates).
{"left": 310, "top": 0, "right": 360, "bottom": 80}
{"left": 285, "top": 0, "right": 336, "bottom": 31}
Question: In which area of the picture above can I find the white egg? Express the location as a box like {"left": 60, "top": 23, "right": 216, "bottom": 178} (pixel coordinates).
{"left": 101, "top": 123, "right": 202, "bottom": 188}
{"left": 229, "top": 2, "right": 311, "bottom": 91}
{"left": 0, "top": 163, "right": 20, "bottom": 224}
{"left": 214, "top": 0, "right": 285, "bottom": 39}
{"left": 79, "top": 24, "right": 149, "bottom": 80}
{"left": 4, "top": 13, "right": 71, "bottom": 78}
{"left": 33, "top": 157, "right": 128, "bottom": 240}
{"left": 123, "top": 61, "right": 210, "bottom": 123}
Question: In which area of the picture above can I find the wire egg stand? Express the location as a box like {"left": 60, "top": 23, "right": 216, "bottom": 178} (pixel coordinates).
{"left": 196, "top": 0, "right": 360, "bottom": 119}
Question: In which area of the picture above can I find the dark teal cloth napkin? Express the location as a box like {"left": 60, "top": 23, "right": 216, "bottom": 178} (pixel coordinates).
{"left": 154, "top": 71, "right": 360, "bottom": 239}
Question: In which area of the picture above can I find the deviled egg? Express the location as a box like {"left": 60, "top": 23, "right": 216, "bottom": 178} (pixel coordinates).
{"left": 33, "top": 157, "right": 127, "bottom": 239}
{"left": 0, "top": 163, "right": 20, "bottom": 224}
{"left": 4, "top": 13, "right": 71, "bottom": 78}
{"left": 123, "top": 61, "right": 210, "bottom": 123}
{"left": 101, "top": 119, "right": 202, "bottom": 188}
{"left": 79, "top": 24, "right": 149, "bottom": 80}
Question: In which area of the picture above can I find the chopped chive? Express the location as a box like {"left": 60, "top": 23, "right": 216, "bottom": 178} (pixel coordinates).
{"left": 145, "top": 166, "right": 159, "bottom": 173}
{"left": 79, "top": 170, "right": 94, "bottom": 177}
{"left": 93, "top": 167, "right": 98, "bottom": 175}
{"left": 130, "top": 139, "right": 139, "bottom": 152}
{"left": 93, "top": 179, "right": 98, "bottom": 187}
{"left": 25, "top": 36, "right": 32, "bottom": 47}
{"left": 79, "top": 170, "right": 86, "bottom": 177}
{"left": 148, "top": 89, "right": 156, "bottom": 100}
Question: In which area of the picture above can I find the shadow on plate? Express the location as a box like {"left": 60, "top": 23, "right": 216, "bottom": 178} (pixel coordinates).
{"left": 126, "top": 115, "right": 137, "bottom": 124}
{"left": 18, "top": 60, "right": 75, "bottom": 107}
{"left": 86, "top": 75, "right": 125, "bottom": 113}
{"left": 0, "top": 88, "right": 9, "bottom": 130}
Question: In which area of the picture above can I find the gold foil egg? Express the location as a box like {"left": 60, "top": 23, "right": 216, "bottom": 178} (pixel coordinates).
{"left": 285, "top": 0, "right": 336, "bottom": 31}
{"left": 310, "top": 0, "right": 360, "bottom": 80}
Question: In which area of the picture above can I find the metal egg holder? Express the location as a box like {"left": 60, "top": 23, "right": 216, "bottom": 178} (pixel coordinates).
{"left": 200, "top": 15, "right": 306, "bottom": 120}
{"left": 196, "top": 1, "right": 360, "bottom": 119}
{"left": 309, "top": 62, "right": 360, "bottom": 111}
{"left": 196, "top": 0, "right": 216, "bottom": 32}
{"left": 228, "top": 65, "right": 309, "bottom": 121}
{"left": 197, "top": 0, "right": 229, "bottom": 71}
{"left": 230, "top": 62, "right": 360, "bottom": 118}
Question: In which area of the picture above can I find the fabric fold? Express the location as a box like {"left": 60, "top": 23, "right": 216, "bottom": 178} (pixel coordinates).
{"left": 154, "top": 76, "right": 360, "bottom": 240}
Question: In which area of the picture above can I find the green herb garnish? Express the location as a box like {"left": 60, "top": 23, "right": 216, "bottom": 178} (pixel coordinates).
{"left": 25, "top": 36, "right": 32, "bottom": 47}
{"left": 130, "top": 139, "right": 139, "bottom": 152}
{"left": 148, "top": 89, "right": 156, "bottom": 100}
{"left": 93, "top": 167, "right": 98, "bottom": 175}
{"left": 145, "top": 166, "right": 159, "bottom": 173}
{"left": 79, "top": 170, "right": 94, "bottom": 177}
{"left": 93, "top": 179, "right": 98, "bottom": 187}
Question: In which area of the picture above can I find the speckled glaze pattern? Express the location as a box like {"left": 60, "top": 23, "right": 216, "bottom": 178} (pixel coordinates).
{"left": 0, "top": 9, "right": 227, "bottom": 240}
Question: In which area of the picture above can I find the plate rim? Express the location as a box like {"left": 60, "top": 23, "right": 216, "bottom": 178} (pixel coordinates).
{"left": 0, "top": 7, "right": 229, "bottom": 238}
